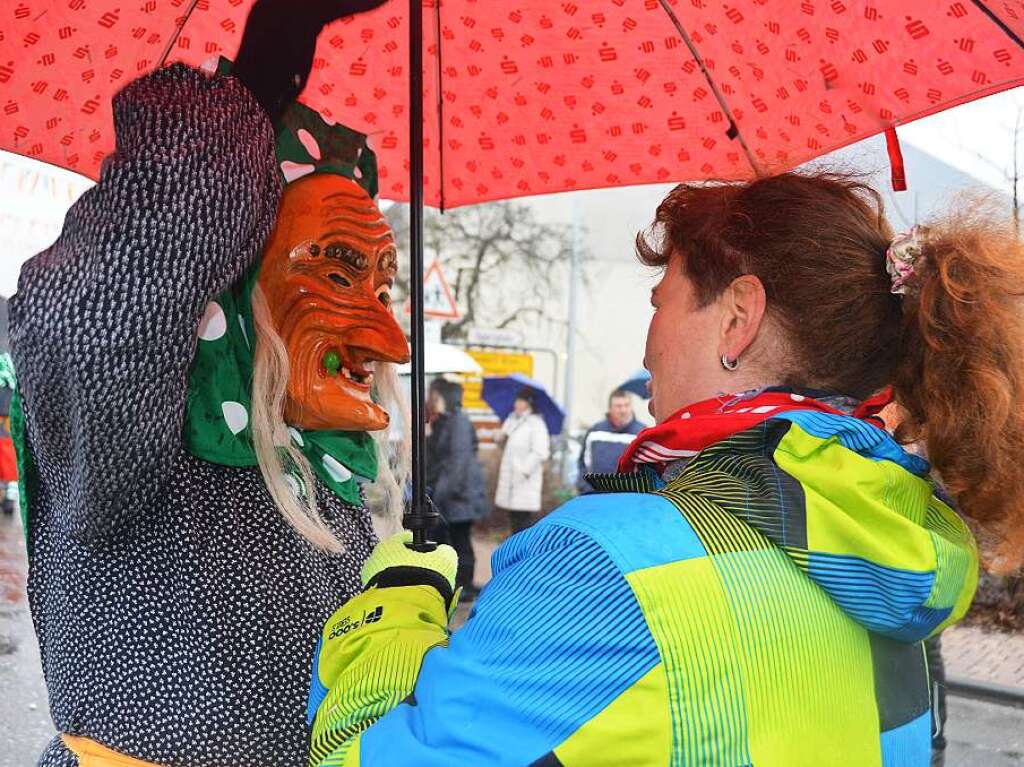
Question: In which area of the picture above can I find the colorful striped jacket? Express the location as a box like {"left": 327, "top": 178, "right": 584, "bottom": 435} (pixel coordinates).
{"left": 308, "top": 410, "right": 978, "bottom": 766}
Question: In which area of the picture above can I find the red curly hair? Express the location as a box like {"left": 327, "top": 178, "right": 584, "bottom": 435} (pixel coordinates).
{"left": 638, "top": 172, "right": 1024, "bottom": 573}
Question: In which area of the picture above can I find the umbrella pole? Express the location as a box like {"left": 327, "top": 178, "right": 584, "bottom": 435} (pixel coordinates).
{"left": 404, "top": 0, "right": 438, "bottom": 550}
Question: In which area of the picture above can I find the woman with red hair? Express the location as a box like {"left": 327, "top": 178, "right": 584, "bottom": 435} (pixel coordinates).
{"left": 306, "top": 173, "right": 1024, "bottom": 766}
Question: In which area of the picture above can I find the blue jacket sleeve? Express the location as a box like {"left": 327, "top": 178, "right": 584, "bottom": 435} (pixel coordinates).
{"left": 352, "top": 520, "right": 660, "bottom": 765}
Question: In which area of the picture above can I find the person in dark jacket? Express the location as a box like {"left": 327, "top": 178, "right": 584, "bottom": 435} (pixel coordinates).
{"left": 426, "top": 379, "right": 489, "bottom": 597}
{"left": 576, "top": 388, "right": 645, "bottom": 493}
{"left": 8, "top": 2, "right": 400, "bottom": 765}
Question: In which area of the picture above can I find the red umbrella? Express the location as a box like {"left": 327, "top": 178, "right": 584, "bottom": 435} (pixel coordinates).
{"left": 4, "top": 1, "right": 1024, "bottom": 208}
{"left": 4, "top": 0, "right": 1024, "bottom": 543}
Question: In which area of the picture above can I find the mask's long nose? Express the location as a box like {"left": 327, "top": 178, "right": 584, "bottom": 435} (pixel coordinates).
{"left": 346, "top": 303, "right": 410, "bottom": 366}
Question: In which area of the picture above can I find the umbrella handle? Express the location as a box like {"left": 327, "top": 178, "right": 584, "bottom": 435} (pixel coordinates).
{"left": 403, "top": 493, "right": 440, "bottom": 552}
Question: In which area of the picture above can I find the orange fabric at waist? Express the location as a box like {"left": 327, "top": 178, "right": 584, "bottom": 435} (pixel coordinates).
{"left": 62, "top": 735, "right": 162, "bottom": 767}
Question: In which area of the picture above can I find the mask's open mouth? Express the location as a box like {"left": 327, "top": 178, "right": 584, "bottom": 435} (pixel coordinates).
{"left": 321, "top": 348, "right": 375, "bottom": 392}
{"left": 340, "top": 362, "right": 374, "bottom": 389}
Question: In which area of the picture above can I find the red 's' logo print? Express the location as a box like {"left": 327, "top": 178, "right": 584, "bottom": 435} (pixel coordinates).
{"left": 97, "top": 10, "right": 120, "bottom": 29}
{"left": 905, "top": 18, "right": 929, "bottom": 40}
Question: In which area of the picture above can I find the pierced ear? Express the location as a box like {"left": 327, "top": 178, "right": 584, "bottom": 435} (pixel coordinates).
{"left": 719, "top": 274, "right": 768, "bottom": 359}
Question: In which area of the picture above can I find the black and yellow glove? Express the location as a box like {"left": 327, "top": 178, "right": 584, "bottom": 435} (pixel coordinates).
{"left": 306, "top": 531, "right": 458, "bottom": 766}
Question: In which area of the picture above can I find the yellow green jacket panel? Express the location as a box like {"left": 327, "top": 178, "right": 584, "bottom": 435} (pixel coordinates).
{"left": 308, "top": 413, "right": 978, "bottom": 766}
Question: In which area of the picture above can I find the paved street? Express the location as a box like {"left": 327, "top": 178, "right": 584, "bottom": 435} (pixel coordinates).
{"left": 0, "top": 511, "right": 53, "bottom": 766}
{"left": 943, "top": 624, "right": 1024, "bottom": 688}
{"left": 2, "top": 514, "right": 1023, "bottom": 766}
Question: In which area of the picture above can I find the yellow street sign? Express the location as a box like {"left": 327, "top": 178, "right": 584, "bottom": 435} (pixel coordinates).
{"left": 460, "top": 349, "right": 534, "bottom": 413}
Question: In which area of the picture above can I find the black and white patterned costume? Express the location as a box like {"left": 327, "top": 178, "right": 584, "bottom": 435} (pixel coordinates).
{"left": 10, "top": 65, "right": 377, "bottom": 767}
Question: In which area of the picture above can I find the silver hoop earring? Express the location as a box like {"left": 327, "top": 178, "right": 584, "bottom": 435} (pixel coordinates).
{"left": 720, "top": 353, "right": 739, "bottom": 372}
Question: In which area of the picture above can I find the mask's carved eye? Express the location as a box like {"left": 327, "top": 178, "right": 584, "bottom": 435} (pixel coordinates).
{"left": 329, "top": 273, "right": 352, "bottom": 288}
{"left": 378, "top": 250, "right": 398, "bottom": 273}
{"left": 325, "top": 244, "right": 369, "bottom": 271}
{"left": 376, "top": 286, "right": 392, "bottom": 308}
{"left": 289, "top": 240, "right": 320, "bottom": 261}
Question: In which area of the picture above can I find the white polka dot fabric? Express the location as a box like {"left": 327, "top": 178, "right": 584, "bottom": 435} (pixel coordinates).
{"left": 9, "top": 65, "right": 377, "bottom": 766}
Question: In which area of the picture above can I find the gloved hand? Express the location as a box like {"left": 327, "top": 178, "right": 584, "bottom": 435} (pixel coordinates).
{"left": 233, "top": 0, "right": 389, "bottom": 123}
{"left": 306, "top": 530, "right": 457, "bottom": 741}
{"left": 361, "top": 530, "right": 459, "bottom": 611}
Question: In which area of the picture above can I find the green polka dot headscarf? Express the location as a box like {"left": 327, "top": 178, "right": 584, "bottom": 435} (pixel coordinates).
{"left": 183, "top": 77, "right": 382, "bottom": 507}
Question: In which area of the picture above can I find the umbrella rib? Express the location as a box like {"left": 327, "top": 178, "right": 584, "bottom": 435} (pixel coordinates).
{"left": 655, "top": 0, "right": 764, "bottom": 178}
{"left": 158, "top": 0, "right": 201, "bottom": 68}
{"left": 433, "top": 0, "right": 446, "bottom": 213}
{"left": 971, "top": 1, "right": 1024, "bottom": 51}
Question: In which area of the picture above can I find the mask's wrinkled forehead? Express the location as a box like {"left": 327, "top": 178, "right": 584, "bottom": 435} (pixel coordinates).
{"left": 317, "top": 185, "right": 398, "bottom": 280}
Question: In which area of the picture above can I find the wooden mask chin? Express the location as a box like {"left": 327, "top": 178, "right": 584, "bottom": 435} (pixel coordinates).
{"left": 257, "top": 175, "right": 410, "bottom": 432}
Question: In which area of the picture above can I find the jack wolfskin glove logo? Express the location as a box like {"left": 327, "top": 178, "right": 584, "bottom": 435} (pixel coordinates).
{"left": 328, "top": 606, "right": 383, "bottom": 639}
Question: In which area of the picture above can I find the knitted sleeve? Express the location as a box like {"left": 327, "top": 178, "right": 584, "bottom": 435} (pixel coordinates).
{"left": 8, "top": 64, "right": 282, "bottom": 544}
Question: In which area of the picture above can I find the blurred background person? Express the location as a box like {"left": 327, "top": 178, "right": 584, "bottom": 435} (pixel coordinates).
{"left": 576, "top": 387, "right": 645, "bottom": 494}
{"left": 494, "top": 387, "right": 550, "bottom": 534}
{"left": 425, "top": 379, "right": 489, "bottom": 599}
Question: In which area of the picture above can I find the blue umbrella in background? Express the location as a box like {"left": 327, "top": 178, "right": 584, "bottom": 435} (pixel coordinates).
{"left": 618, "top": 369, "right": 652, "bottom": 399}
{"left": 482, "top": 373, "right": 565, "bottom": 436}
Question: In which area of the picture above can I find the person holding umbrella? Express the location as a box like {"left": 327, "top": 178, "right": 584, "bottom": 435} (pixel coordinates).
{"left": 493, "top": 387, "right": 552, "bottom": 534}
{"left": 304, "top": 172, "right": 1024, "bottom": 765}
{"left": 9, "top": 1, "right": 407, "bottom": 766}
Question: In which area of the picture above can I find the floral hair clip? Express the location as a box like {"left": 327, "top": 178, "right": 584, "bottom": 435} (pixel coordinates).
{"left": 885, "top": 225, "right": 928, "bottom": 296}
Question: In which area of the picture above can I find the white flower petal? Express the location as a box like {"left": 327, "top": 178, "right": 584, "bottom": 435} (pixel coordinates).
{"left": 198, "top": 301, "right": 227, "bottom": 341}
{"left": 322, "top": 454, "right": 352, "bottom": 483}
{"left": 222, "top": 401, "right": 249, "bottom": 435}
{"left": 296, "top": 128, "right": 322, "bottom": 160}
{"left": 280, "top": 161, "right": 315, "bottom": 183}
{"left": 238, "top": 314, "right": 250, "bottom": 349}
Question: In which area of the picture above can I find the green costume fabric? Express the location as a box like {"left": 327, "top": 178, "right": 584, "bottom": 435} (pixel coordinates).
{"left": 1, "top": 355, "right": 32, "bottom": 542}
{"left": 183, "top": 59, "right": 383, "bottom": 506}
{"left": 183, "top": 263, "right": 378, "bottom": 506}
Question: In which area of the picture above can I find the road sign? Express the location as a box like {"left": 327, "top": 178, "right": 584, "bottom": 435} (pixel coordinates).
{"left": 409, "top": 261, "right": 460, "bottom": 320}
{"left": 460, "top": 349, "right": 534, "bottom": 413}
{"left": 466, "top": 327, "right": 523, "bottom": 347}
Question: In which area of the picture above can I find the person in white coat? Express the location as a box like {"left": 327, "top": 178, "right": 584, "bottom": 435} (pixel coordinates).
{"left": 494, "top": 388, "right": 551, "bottom": 533}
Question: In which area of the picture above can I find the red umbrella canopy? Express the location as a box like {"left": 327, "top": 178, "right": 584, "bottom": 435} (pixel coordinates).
{"left": 4, "top": 0, "right": 1024, "bottom": 208}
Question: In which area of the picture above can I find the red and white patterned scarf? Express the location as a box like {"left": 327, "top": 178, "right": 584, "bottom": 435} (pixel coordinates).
{"left": 618, "top": 388, "right": 891, "bottom": 474}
